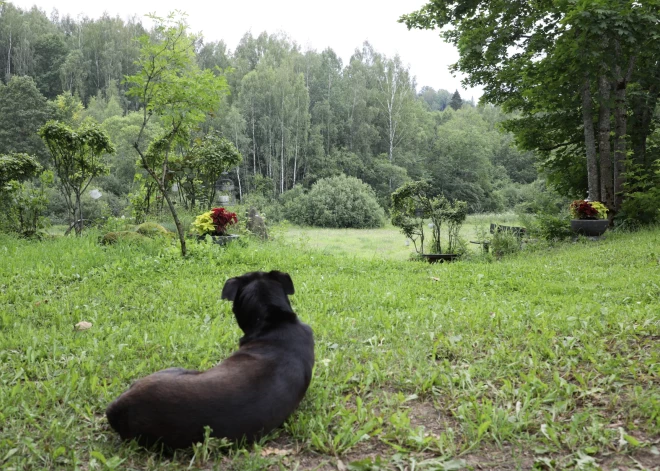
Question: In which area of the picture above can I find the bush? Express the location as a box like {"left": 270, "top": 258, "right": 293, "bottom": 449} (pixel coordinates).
{"left": 286, "top": 175, "right": 385, "bottom": 228}
{"left": 135, "top": 222, "right": 169, "bottom": 237}
{"left": 0, "top": 154, "right": 53, "bottom": 237}
{"left": 491, "top": 230, "right": 521, "bottom": 257}
{"left": 515, "top": 180, "right": 572, "bottom": 241}
{"left": 618, "top": 159, "right": 660, "bottom": 226}
{"left": 100, "top": 231, "right": 146, "bottom": 245}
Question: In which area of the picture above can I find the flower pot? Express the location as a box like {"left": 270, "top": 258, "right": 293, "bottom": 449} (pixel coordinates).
{"left": 421, "top": 253, "right": 459, "bottom": 264}
{"left": 570, "top": 219, "right": 609, "bottom": 237}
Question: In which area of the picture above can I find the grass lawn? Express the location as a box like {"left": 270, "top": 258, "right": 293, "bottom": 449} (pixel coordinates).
{"left": 285, "top": 213, "right": 521, "bottom": 261}
{"left": 0, "top": 225, "right": 658, "bottom": 470}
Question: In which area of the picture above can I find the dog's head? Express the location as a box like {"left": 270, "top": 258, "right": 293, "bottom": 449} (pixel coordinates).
{"left": 221, "top": 270, "right": 295, "bottom": 336}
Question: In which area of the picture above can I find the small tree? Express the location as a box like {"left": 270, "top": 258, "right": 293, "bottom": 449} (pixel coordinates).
{"left": 391, "top": 181, "right": 467, "bottom": 254}
{"left": 0, "top": 153, "right": 53, "bottom": 237}
{"left": 449, "top": 90, "right": 463, "bottom": 111}
{"left": 39, "top": 120, "right": 115, "bottom": 235}
{"left": 189, "top": 132, "right": 242, "bottom": 209}
{"left": 125, "top": 13, "right": 230, "bottom": 256}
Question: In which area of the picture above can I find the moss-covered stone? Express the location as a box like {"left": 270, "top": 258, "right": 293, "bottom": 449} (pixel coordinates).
{"left": 100, "top": 231, "right": 146, "bottom": 245}
{"left": 135, "top": 222, "right": 169, "bottom": 237}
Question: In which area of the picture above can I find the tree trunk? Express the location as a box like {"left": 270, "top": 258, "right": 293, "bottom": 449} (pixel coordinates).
{"left": 251, "top": 103, "right": 257, "bottom": 175}
{"left": 598, "top": 74, "right": 614, "bottom": 209}
{"left": 135, "top": 143, "right": 187, "bottom": 256}
{"left": 613, "top": 54, "right": 635, "bottom": 212}
{"left": 581, "top": 76, "right": 600, "bottom": 201}
{"left": 74, "top": 191, "right": 83, "bottom": 236}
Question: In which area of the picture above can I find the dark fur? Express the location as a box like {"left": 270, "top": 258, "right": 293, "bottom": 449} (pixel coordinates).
{"left": 105, "top": 270, "right": 314, "bottom": 449}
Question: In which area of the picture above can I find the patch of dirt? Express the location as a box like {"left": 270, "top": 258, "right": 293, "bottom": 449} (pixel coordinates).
{"left": 407, "top": 400, "right": 460, "bottom": 436}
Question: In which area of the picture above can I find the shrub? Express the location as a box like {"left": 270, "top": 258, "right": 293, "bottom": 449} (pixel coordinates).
{"left": 391, "top": 180, "right": 467, "bottom": 254}
{"left": 0, "top": 154, "right": 53, "bottom": 237}
{"left": 491, "top": 230, "right": 521, "bottom": 257}
{"left": 100, "top": 231, "right": 146, "bottom": 245}
{"left": 515, "top": 180, "right": 572, "bottom": 241}
{"left": 286, "top": 175, "right": 385, "bottom": 228}
{"left": 135, "top": 222, "right": 169, "bottom": 237}
{"left": 618, "top": 159, "right": 660, "bottom": 226}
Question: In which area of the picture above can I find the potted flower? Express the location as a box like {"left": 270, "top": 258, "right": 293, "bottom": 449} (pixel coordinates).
{"left": 569, "top": 199, "right": 609, "bottom": 236}
{"left": 391, "top": 181, "right": 467, "bottom": 263}
{"left": 191, "top": 207, "right": 239, "bottom": 245}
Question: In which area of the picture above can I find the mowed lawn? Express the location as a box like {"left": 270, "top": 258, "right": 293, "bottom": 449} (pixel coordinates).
{"left": 285, "top": 213, "right": 521, "bottom": 260}
{"left": 0, "top": 226, "right": 658, "bottom": 470}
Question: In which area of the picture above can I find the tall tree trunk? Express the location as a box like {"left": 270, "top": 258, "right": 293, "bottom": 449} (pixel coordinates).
{"left": 236, "top": 166, "right": 242, "bottom": 201}
{"left": 613, "top": 53, "right": 636, "bottom": 211}
{"left": 581, "top": 75, "right": 600, "bottom": 201}
{"left": 598, "top": 75, "right": 613, "bottom": 209}
{"left": 75, "top": 192, "right": 82, "bottom": 236}
{"left": 6, "top": 31, "right": 11, "bottom": 81}
{"left": 251, "top": 103, "right": 257, "bottom": 175}
{"left": 134, "top": 143, "right": 187, "bottom": 256}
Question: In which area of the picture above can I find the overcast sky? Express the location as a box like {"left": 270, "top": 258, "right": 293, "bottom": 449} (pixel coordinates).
{"left": 11, "top": 0, "right": 482, "bottom": 100}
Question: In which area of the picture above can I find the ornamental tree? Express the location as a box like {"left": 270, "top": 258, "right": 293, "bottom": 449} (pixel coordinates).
{"left": 39, "top": 120, "right": 115, "bottom": 235}
{"left": 125, "top": 12, "right": 230, "bottom": 256}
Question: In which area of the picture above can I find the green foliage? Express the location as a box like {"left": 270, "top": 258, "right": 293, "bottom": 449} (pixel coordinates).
{"left": 286, "top": 175, "right": 385, "bottom": 229}
{"left": 401, "top": 0, "right": 660, "bottom": 211}
{"left": 100, "top": 231, "right": 147, "bottom": 245}
{"left": 490, "top": 230, "right": 520, "bottom": 258}
{"left": 0, "top": 153, "right": 41, "bottom": 187}
{"left": 135, "top": 222, "right": 169, "bottom": 237}
{"left": 0, "top": 76, "right": 52, "bottom": 163}
{"left": 391, "top": 181, "right": 467, "bottom": 254}
{"left": 39, "top": 119, "right": 115, "bottom": 234}
{"left": 190, "top": 132, "right": 242, "bottom": 208}
{"left": 449, "top": 90, "right": 463, "bottom": 111}
{"left": 124, "top": 12, "right": 230, "bottom": 256}
{"left": 619, "top": 159, "right": 660, "bottom": 226}
{"left": 0, "top": 169, "right": 54, "bottom": 237}
{"left": 516, "top": 181, "right": 573, "bottom": 241}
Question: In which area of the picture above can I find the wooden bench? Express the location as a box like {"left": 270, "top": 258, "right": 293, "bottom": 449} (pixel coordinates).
{"left": 470, "top": 223, "right": 527, "bottom": 252}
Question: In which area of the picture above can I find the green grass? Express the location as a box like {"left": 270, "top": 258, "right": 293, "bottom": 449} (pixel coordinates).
{"left": 285, "top": 214, "right": 521, "bottom": 261}
{"left": 0, "top": 226, "right": 659, "bottom": 470}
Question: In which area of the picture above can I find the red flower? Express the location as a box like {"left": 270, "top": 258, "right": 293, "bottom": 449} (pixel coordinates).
{"left": 210, "top": 207, "right": 238, "bottom": 234}
{"left": 570, "top": 200, "right": 599, "bottom": 219}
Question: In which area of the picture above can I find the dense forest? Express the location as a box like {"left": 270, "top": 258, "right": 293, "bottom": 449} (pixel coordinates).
{"left": 0, "top": 2, "right": 540, "bottom": 227}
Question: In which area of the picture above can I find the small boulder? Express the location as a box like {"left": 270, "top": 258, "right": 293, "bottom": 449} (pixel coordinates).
{"left": 100, "top": 231, "right": 146, "bottom": 245}
{"left": 246, "top": 207, "right": 268, "bottom": 240}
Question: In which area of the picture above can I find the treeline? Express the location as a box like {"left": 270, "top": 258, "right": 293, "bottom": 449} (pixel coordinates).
{"left": 0, "top": 2, "right": 537, "bottom": 222}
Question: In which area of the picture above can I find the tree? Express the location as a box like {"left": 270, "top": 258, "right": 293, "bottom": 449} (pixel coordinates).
{"left": 124, "top": 12, "right": 229, "bottom": 256}
{"left": 449, "top": 90, "right": 463, "bottom": 111}
{"left": 33, "top": 33, "right": 69, "bottom": 99}
{"left": 401, "top": 0, "right": 660, "bottom": 216}
{"left": 39, "top": 120, "right": 115, "bottom": 234}
{"left": 0, "top": 76, "right": 52, "bottom": 162}
{"left": 0, "top": 153, "right": 53, "bottom": 236}
{"left": 192, "top": 132, "right": 242, "bottom": 208}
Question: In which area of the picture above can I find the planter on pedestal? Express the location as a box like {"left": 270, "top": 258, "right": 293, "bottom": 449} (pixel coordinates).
{"left": 198, "top": 233, "right": 239, "bottom": 246}
{"left": 570, "top": 219, "right": 609, "bottom": 237}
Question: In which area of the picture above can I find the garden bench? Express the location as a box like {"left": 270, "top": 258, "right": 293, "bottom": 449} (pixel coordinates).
{"left": 470, "top": 223, "right": 527, "bottom": 252}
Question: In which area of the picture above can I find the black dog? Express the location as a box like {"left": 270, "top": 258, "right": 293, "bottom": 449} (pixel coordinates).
{"left": 105, "top": 270, "right": 314, "bottom": 449}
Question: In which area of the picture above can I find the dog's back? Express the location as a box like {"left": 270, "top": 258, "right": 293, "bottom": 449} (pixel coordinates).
{"left": 106, "top": 271, "right": 314, "bottom": 449}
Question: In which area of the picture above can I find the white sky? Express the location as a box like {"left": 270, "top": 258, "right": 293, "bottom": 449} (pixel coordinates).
{"left": 12, "top": 0, "right": 483, "bottom": 100}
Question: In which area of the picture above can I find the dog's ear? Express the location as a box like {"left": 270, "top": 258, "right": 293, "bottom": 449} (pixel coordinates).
{"left": 268, "top": 270, "right": 294, "bottom": 295}
{"left": 221, "top": 277, "right": 243, "bottom": 301}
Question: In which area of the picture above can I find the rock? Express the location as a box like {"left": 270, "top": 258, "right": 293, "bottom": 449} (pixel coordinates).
{"left": 246, "top": 207, "right": 268, "bottom": 240}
